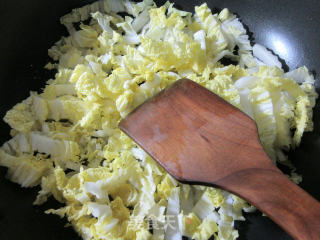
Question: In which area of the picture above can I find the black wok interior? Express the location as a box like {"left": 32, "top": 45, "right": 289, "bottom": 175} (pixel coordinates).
{"left": 0, "top": 0, "right": 319, "bottom": 239}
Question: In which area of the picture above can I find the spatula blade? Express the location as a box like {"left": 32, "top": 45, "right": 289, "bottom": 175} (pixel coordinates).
{"left": 119, "top": 78, "right": 273, "bottom": 185}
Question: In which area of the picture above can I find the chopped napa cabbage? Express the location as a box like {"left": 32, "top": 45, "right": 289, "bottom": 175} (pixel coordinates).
{"left": 252, "top": 43, "right": 282, "bottom": 68}
{"left": 192, "top": 188, "right": 224, "bottom": 220}
{"left": 0, "top": 149, "right": 52, "bottom": 187}
{"left": 0, "top": 1, "right": 317, "bottom": 240}
{"left": 164, "top": 187, "right": 182, "bottom": 240}
{"left": 4, "top": 97, "right": 35, "bottom": 133}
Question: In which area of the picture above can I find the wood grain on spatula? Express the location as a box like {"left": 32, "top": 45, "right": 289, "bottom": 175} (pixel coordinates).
{"left": 119, "top": 78, "right": 320, "bottom": 240}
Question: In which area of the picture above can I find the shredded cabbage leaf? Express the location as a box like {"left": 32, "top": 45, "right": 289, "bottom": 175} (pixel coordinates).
{"left": 0, "top": 1, "right": 317, "bottom": 240}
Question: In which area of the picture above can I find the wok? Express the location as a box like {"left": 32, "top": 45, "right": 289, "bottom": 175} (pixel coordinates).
{"left": 0, "top": 0, "right": 319, "bottom": 239}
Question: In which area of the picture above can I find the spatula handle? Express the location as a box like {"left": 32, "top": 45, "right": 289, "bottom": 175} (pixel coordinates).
{"left": 215, "top": 166, "right": 320, "bottom": 240}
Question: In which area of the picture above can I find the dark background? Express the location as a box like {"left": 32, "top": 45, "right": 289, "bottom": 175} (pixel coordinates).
{"left": 0, "top": 0, "right": 319, "bottom": 239}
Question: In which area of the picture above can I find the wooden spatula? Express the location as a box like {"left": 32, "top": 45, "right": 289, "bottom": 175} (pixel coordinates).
{"left": 119, "top": 78, "right": 320, "bottom": 240}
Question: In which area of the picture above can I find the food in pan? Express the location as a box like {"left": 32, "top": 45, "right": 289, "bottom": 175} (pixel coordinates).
{"left": 0, "top": 0, "right": 317, "bottom": 239}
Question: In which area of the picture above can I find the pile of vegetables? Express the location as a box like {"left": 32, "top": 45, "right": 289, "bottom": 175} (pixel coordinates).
{"left": 0, "top": 0, "right": 317, "bottom": 239}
